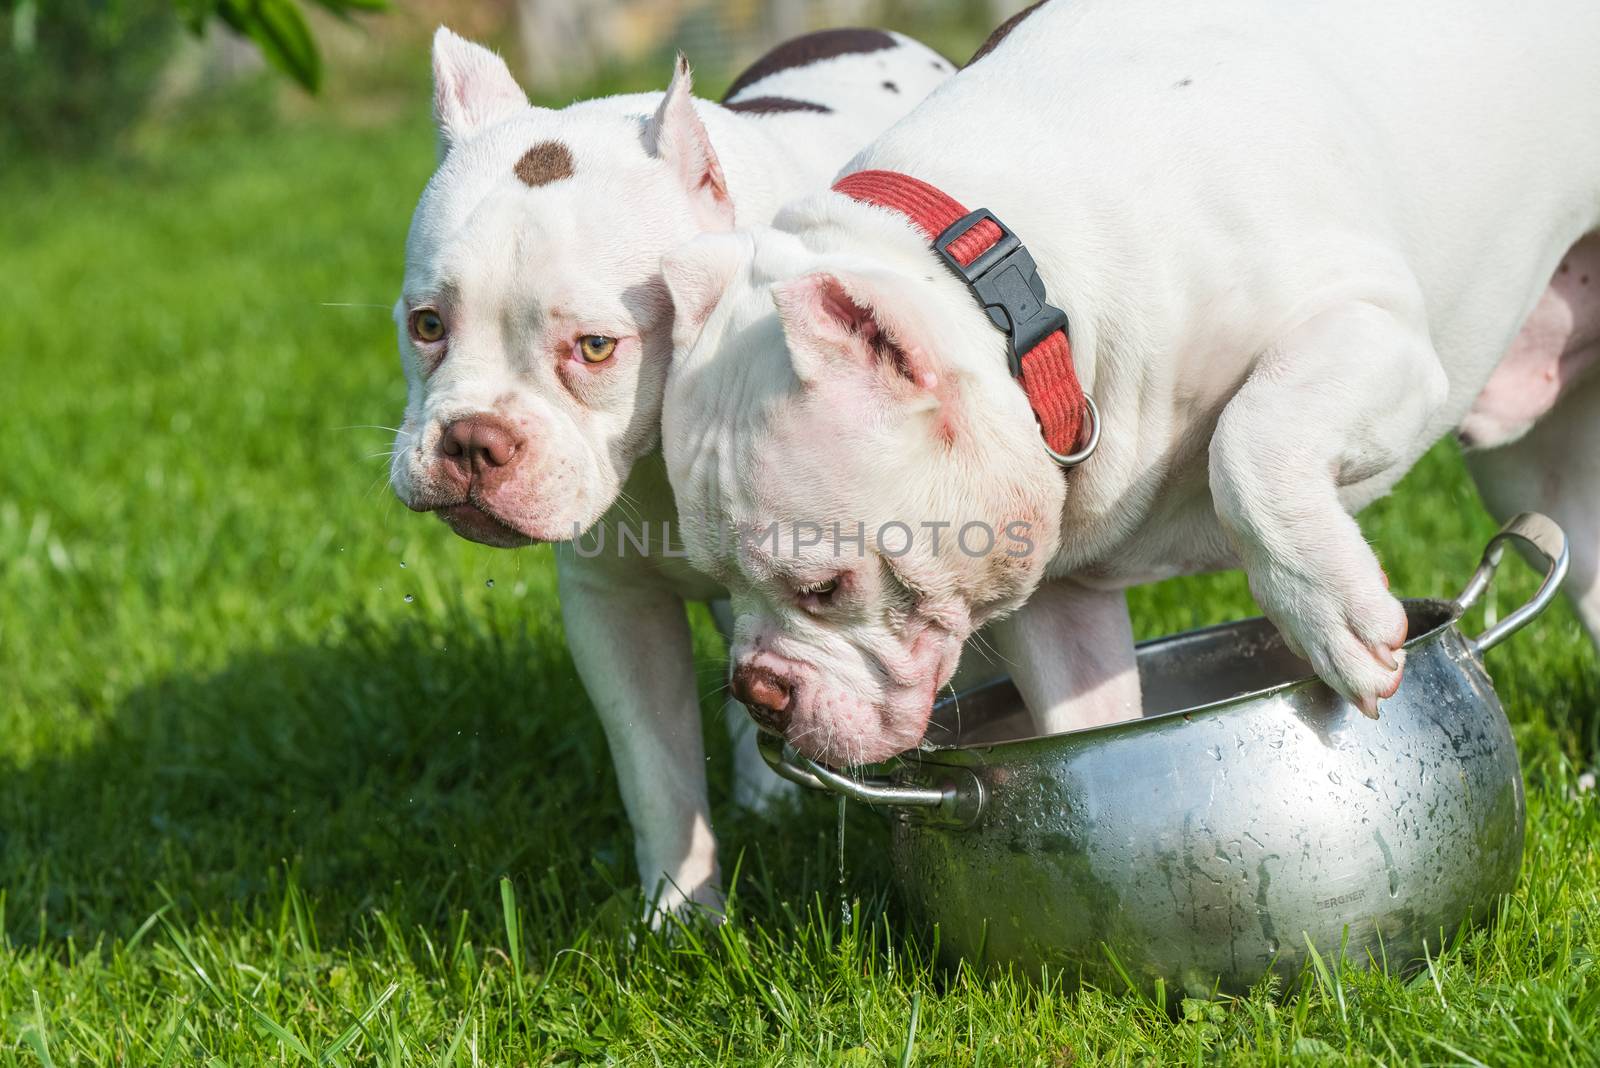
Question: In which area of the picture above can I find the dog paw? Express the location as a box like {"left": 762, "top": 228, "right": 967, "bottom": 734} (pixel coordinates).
{"left": 592, "top": 882, "right": 726, "bottom": 946}
{"left": 639, "top": 879, "right": 726, "bottom": 932}
{"left": 1249, "top": 555, "right": 1408, "bottom": 718}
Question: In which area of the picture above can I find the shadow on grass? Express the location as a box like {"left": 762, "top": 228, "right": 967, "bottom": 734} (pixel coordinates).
{"left": 5, "top": 538, "right": 1587, "bottom": 969}
{"left": 0, "top": 610, "right": 892, "bottom": 957}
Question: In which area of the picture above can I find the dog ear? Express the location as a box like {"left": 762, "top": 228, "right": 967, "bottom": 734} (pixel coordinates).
{"left": 662, "top": 233, "right": 747, "bottom": 353}
{"left": 432, "top": 27, "right": 529, "bottom": 154}
{"left": 773, "top": 272, "right": 942, "bottom": 393}
{"left": 645, "top": 56, "right": 735, "bottom": 233}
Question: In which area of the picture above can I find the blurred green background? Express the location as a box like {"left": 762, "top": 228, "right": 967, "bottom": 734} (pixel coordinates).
{"left": 0, "top": 0, "right": 1011, "bottom": 159}
{"left": 1, "top": 1, "right": 1597, "bottom": 1063}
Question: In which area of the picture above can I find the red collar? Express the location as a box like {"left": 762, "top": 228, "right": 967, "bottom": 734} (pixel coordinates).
{"left": 833, "top": 169, "right": 1097, "bottom": 465}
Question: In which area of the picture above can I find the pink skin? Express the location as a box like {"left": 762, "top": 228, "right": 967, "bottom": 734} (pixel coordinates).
{"left": 1459, "top": 233, "right": 1600, "bottom": 449}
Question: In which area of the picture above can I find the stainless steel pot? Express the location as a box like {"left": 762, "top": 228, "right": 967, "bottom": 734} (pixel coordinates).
{"left": 760, "top": 514, "right": 1568, "bottom": 996}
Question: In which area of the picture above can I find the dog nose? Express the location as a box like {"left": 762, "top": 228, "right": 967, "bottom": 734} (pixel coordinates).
{"left": 440, "top": 416, "right": 522, "bottom": 475}
{"left": 731, "top": 664, "right": 793, "bottom": 731}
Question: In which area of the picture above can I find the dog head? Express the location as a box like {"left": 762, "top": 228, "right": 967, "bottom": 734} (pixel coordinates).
{"left": 390, "top": 29, "right": 736, "bottom": 545}
{"left": 661, "top": 219, "right": 1066, "bottom": 766}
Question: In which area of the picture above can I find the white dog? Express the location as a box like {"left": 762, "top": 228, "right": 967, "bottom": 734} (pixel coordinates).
{"left": 660, "top": 0, "right": 1600, "bottom": 769}
{"left": 388, "top": 27, "right": 953, "bottom": 913}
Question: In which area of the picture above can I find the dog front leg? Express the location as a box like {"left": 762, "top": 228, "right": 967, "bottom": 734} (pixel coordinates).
{"left": 556, "top": 546, "right": 719, "bottom": 919}
{"left": 989, "top": 579, "right": 1140, "bottom": 737}
{"left": 1210, "top": 298, "right": 1448, "bottom": 716}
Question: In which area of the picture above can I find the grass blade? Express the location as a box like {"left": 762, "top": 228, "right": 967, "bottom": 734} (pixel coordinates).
{"left": 24, "top": 990, "right": 57, "bottom": 1068}
{"left": 126, "top": 903, "right": 174, "bottom": 953}
{"left": 434, "top": 1013, "right": 470, "bottom": 1068}
{"left": 500, "top": 876, "right": 525, "bottom": 1002}
{"left": 899, "top": 990, "right": 922, "bottom": 1068}
{"left": 321, "top": 981, "right": 401, "bottom": 1064}
{"left": 248, "top": 1006, "right": 315, "bottom": 1063}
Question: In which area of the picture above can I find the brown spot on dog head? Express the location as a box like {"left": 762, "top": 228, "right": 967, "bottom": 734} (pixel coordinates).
{"left": 723, "top": 96, "right": 832, "bottom": 115}
{"left": 723, "top": 27, "right": 899, "bottom": 101}
{"left": 968, "top": 0, "right": 1048, "bottom": 67}
{"left": 513, "top": 140, "right": 574, "bottom": 187}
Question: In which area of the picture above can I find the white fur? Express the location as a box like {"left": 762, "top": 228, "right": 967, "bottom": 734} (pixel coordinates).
{"left": 388, "top": 27, "right": 953, "bottom": 916}
{"left": 661, "top": 0, "right": 1600, "bottom": 765}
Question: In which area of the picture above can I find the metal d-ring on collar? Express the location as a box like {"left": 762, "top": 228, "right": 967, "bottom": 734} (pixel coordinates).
{"left": 1044, "top": 393, "right": 1100, "bottom": 468}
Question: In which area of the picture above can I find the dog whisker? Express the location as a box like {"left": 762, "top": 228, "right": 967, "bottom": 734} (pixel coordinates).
{"left": 337, "top": 424, "right": 409, "bottom": 436}
{"left": 967, "top": 630, "right": 1012, "bottom": 669}
{"left": 365, "top": 474, "right": 395, "bottom": 500}
{"left": 943, "top": 681, "right": 962, "bottom": 744}
{"left": 610, "top": 489, "right": 645, "bottom": 530}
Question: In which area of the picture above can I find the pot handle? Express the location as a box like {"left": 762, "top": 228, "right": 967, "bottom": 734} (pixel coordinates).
{"left": 1454, "top": 512, "right": 1569, "bottom": 655}
{"left": 755, "top": 730, "right": 985, "bottom": 827}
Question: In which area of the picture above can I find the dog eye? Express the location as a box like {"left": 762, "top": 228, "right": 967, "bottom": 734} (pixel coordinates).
{"left": 409, "top": 309, "right": 445, "bottom": 343}
{"left": 579, "top": 335, "right": 618, "bottom": 363}
{"left": 796, "top": 577, "right": 839, "bottom": 604}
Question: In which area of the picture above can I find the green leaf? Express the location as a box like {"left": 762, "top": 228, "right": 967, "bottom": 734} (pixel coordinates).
{"left": 220, "top": 0, "right": 322, "bottom": 92}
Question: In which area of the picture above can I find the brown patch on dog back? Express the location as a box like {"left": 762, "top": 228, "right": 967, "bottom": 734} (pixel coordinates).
{"left": 968, "top": 0, "right": 1048, "bottom": 67}
{"left": 723, "top": 96, "right": 832, "bottom": 115}
{"left": 723, "top": 27, "right": 899, "bottom": 101}
{"left": 514, "top": 141, "right": 574, "bottom": 187}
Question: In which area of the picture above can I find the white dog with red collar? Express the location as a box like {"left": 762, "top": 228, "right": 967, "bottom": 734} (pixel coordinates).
{"left": 660, "top": 0, "right": 1600, "bottom": 769}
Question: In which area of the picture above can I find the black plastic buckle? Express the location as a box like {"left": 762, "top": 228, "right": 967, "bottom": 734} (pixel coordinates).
{"left": 933, "top": 208, "right": 1068, "bottom": 377}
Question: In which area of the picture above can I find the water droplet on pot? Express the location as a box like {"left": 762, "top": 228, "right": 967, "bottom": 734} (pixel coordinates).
{"left": 403, "top": 594, "right": 414, "bottom": 603}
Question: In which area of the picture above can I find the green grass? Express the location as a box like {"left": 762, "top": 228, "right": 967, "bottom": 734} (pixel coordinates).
{"left": 2, "top": 89, "right": 1599, "bottom": 1067}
